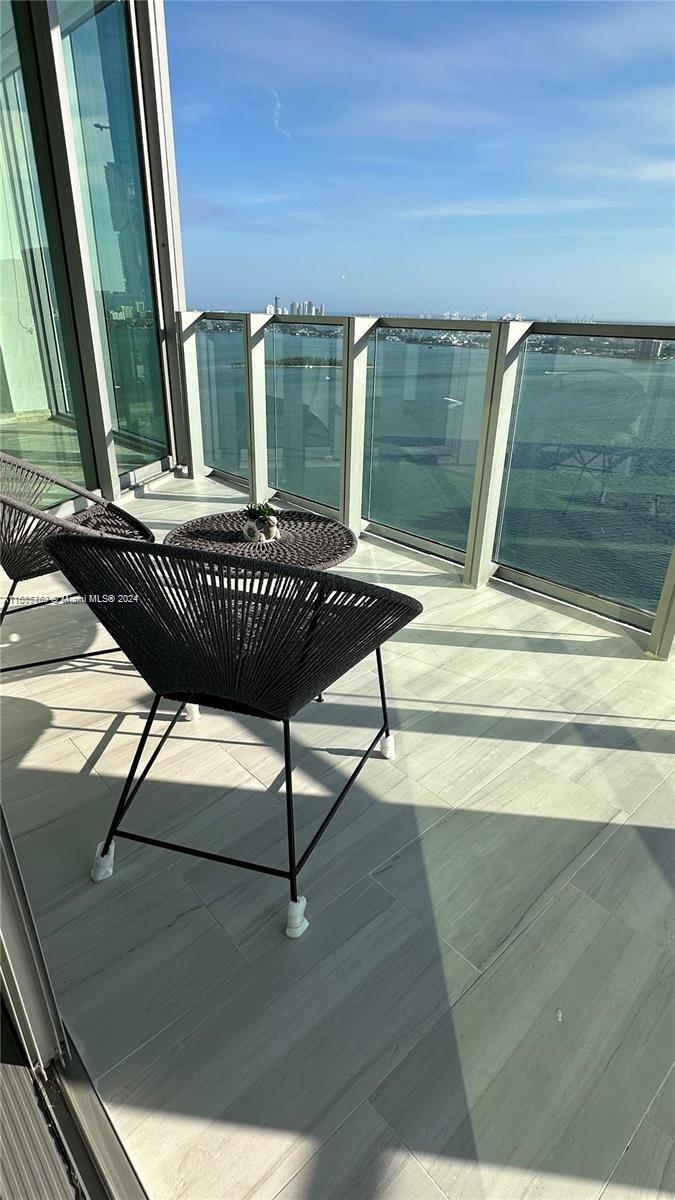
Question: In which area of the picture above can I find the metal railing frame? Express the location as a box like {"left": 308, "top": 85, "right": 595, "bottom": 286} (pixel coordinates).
{"left": 179, "top": 310, "right": 675, "bottom": 654}
{"left": 647, "top": 546, "right": 675, "bottom": 658}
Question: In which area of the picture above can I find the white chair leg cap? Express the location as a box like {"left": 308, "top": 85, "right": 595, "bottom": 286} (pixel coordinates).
{"left": 184, "top": 703, "right": 200, "bottom": 722}
{"left": 380, "top": 732, "right": 396, "bottom": 760}
{"left": 91, "top": 841, "right": 114, "bottom": 882}
{"left": 285, "top": 896, "right": 309, "bottom": 939}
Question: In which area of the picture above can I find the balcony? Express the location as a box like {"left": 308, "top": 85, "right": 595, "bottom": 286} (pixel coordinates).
{"left": 1, "top": 1, "right": 674, "bottom": 1195}
{"left": 2, "top": 468, "right": 674, "bottom": 1200}
{"left": 183, "top": 313, "right": 675, "bottom": 636}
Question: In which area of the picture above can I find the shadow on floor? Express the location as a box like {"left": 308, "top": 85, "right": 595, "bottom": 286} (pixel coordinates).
{"left": 2, "top": 689, "right": 673, "bottom": 1200}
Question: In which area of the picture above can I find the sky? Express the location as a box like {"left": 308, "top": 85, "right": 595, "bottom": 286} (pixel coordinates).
{"left": 164, "top": 0, "right": 675, "bottom": 321}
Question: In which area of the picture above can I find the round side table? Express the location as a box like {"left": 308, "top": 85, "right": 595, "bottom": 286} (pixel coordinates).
{"left": 165, "top": 508, "right": 357, "bottom": 572}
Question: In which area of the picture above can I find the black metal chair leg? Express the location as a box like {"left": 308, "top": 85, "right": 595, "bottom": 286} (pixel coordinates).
{"left": 101, "top": 695, "right": 163, "bottom": 857}
{"left": 375, "top": 646, "right": 395, "bottom": 760}
{"left": 283, "top": 720, "right": 309, "bottom": 938}
{"left": 283, "top": 720, "right": 298, "bottom": 904}
{"left": 375, "top": 646, "right": 390, "bottom": 734}
{"left": 0, "top": 581, "right": 17, "bottom": 626}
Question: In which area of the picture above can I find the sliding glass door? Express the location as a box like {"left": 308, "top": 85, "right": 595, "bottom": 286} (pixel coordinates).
{"left": 0, "top": 4, "right": 96, "bottom": 498}
{"left": 59, "top": 0, "right": 169, "bottom": 474}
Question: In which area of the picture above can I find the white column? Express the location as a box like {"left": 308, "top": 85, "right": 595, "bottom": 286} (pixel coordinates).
{"left": 340, "top": 316, "right": 379, "bottom": 533}
{"left": 245, "top": 313, "right": 273, "bottom": 504}
{"left": 177, "top": 311, "right": 205, "bottom": 479}
{"left": 464, "top": 321, "right": 531, "bottom": 588}
{"left": 646, "top": 545, "right": 675, "bottom": 660}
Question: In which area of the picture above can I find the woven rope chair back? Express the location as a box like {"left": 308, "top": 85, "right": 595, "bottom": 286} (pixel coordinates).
{"left": 0, "top": 452, "right": 69, "bottom": 508}
{"left": 1, "top": 453, "right": 153, "bottom": 582}
{"left": 0, "top": 454, "right": 77, "bottom": 580}
{"left": 46, "top": 534, "right": 422, "bottom": 719}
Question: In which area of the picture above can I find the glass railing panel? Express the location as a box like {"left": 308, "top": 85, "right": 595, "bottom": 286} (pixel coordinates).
{"left": 494, "top": 334, "right": 675, "bottom": 613}
{"left": 362, "top": 327, "right": 491, "bottom": 550}
{"left": 265, "top": 322, "right": 343, "bottom": 509}
{"left": 195, "top": 318, "right": 247, "bottom": 478}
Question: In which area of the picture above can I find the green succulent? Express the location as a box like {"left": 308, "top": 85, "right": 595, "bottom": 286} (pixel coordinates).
{"left": 244, "top": 502, "right": 276, "bottom": 520}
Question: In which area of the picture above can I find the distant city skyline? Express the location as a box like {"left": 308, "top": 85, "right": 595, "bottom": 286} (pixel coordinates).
{"left": 165, "top": 1, "right": 675, "bottom": 322}
{"left": 266, "top": 297, "right": 326, "bottom": 316}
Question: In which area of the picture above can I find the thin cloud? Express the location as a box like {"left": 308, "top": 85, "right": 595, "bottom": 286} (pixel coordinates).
{"left": 181, "top": 190, "right": 297, "bottom": 231}
{"left": 559, "top": 158, "right": 675, "bottom": 184}
{"left": 272, "top": 89, "right": 291, "bottom": 139}
{"left": 405, "top": 197, "right": 629, "bottom": 218}
{"left": 324, "top": 99, "right": 494, "bottom": 140}
{"left": 481, "top": 226, "right": 672, "bottom": 242}
{"left": 176, "top": 99, "right": 216, "bottom": 127}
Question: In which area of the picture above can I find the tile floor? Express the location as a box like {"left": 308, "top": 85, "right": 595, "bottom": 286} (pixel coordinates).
{"left": 1, "top": 473, "right": 674, "bottom": 1200}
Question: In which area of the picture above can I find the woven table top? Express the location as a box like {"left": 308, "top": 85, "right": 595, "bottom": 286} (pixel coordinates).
{"left": 164, "top": 508, "right": 358, "bottom": 571}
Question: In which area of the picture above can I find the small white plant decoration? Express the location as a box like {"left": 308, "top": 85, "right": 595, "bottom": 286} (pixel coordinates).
{"left": 243, "top": 503, "right": 281, "bottom": 543}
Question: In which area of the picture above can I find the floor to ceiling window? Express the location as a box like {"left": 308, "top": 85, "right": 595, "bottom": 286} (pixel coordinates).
{"left": 0, "top": 4, "right": 96, "bottom": 501}
{"left": 59, "top": 0, "right": 169, "bottom": 474}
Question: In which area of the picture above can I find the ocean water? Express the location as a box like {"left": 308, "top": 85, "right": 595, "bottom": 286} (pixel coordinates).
{"left": 196, "top": 325, "right": 675, "bottom": 614}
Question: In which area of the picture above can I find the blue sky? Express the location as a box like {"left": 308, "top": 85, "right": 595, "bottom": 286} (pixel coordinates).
{"left": 165, "top": 0, "right": 675, "bottom": 320}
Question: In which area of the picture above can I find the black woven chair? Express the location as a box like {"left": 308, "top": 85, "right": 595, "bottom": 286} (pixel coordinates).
{"left": 0, "top": 452, "right": 153, "bottom": 673}
{"left": 45, "top": 533, "right": 422, "bottom": 939}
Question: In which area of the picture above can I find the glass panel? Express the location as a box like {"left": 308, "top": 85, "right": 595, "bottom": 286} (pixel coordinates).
{"left": 59, "top": 0, "right": 168, "bottom": 474}
{"left": 196, "top": 318, "right": 247, "bottom": 478}
{"left": 266, "top": 322, "right": 343, "bottom": 509}
{"left": 495, "top": 335, "right": 675, "bottom": 613}
{"left": 0, "top": 7, "right": 94, "bottom": 504}
{"left": 362, "top": 327, "right": 491, "bottom": 550}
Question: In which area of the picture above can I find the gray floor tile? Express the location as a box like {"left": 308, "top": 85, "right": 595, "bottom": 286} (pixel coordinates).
{"left": 97, "top": 879, "right": 477, "bottom": 1200}
{"left": 649, "top": 1069, "right": 675, "bottom": 1140}
{"left": 572, "top": 777, "right": 675, "bottom": 951}
{"left": 600, "top": 1118, "right": 674, "bottom": 1199}
{"left": 527, "top": 712, "right": 675, "bottom": 813}
{"left": 13, "top": 788, "right": 165, "bottom": 915}
{"left": 372, "top": 885, "right": 674, "bottom": 1200}
{"left": 272, "top": 1102, "right": 446, "bottom": 1200}
{"left": 373, "top": 758, "right": 625, "bottom": 969}
{"left": 40, "top": 869, "right": 246, "bottom": 1078}
{"left": 2, "top": 733, "right": 116, "bottom": 838}
{"left": 180, "top": 757, "right": 448, "bottom": 960}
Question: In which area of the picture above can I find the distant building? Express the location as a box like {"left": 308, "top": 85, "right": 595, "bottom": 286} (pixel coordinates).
{"left": 272, "top": 296, "right": 326, "bottom": 317}
{"left": 265, "top": 304, "right": 275, "bottom": 315}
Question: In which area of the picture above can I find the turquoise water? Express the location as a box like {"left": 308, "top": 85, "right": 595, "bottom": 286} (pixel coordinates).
{"left": 196, "top": 323, "right": 248, "bottom": 478}
{"left": 499, "top": 346, "right": 675, "bottom": 612}
{"left": 265, "top": 325, "right": 343, "bottom": 508}
{"left": 196, "top": 323, "right": 675, "bottom": 614}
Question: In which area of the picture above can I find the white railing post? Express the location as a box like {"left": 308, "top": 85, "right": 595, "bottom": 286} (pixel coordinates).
{"left": 176, "top": 311, "right": 205, "bottom": 479}
{"left": 646, "top": 546, "right": 675, "bottom": 660}
{"left": 340, "top": 317, "right": 379, "bottom": 533}
{"left": 464, "top": 320, "right": 532, "bottom": 588}
{"left": 244, "top": 313, "right": 273, "bottom": 504}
